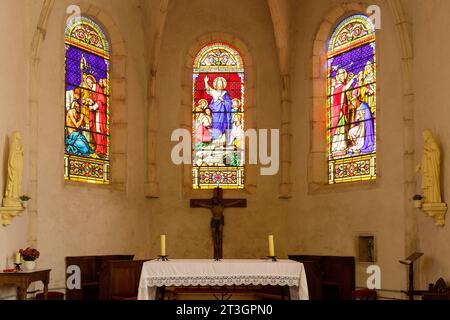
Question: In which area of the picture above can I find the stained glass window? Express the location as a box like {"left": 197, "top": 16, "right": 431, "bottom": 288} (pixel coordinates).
{"left": 64, "top": 17, "right": 110, "bottom": 184}
{"left": 192, "top": 43, "right": 245, "bottom": 189}
{"left": 327, "top": 15, "right": 376, "bottom": 184}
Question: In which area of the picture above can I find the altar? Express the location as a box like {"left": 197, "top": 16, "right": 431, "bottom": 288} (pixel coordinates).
{"left": 138, "top": 259, "right": 309, "bottom": 300}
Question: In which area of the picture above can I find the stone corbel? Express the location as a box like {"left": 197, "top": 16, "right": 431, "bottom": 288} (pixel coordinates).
{"left": 422, "top": 203, "right": 448, "bottom": 227}
{"left": 0, "top": 205, "right": 24, "bottom": 226}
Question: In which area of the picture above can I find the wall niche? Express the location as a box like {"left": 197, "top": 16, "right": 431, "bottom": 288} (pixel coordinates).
{"left": 357, "top": 234, "right": 376, "bottom": 263}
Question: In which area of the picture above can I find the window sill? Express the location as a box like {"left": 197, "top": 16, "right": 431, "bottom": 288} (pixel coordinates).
{"left": 63, "top": 180, "right": 126, "bottom": 193}
{"left": 181, "top": 184, "right": 255, "bottom": 200}
{"left": 308, "top": 180, "right": 379, "bottom": 195}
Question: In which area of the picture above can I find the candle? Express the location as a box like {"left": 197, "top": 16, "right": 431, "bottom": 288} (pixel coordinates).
{"left": 268, "top": 235, "right": 275, "bottom": 257}
{"left": 160, "top": 235, "right": 166, "bottom": 256}
{"left": 15, "top": 252, "right": 21, "bottom": 264}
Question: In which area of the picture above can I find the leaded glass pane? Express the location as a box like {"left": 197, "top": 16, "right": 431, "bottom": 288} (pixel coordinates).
{"left": 327, "top": 15, "right": 377, "bottom": 184}
{"left": 64, "top": 17, "right": 110, "bottom": 184}
{"left": 192, "top": 43, "right": 245, "bottom": 189}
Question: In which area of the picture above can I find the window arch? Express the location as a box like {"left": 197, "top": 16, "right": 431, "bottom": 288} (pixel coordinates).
{"left": 64, "top": 17, "right": 111, "bottom": 184}
{"left": 192, "top": 42, "right": 245, "bottom": 189}
{"left": 327, "top": 14, "right": 376, "bottom": 184}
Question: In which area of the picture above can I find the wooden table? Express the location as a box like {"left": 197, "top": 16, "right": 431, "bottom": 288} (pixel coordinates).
{"left": 0, "top": 269, "right": 51, "bottom": 300}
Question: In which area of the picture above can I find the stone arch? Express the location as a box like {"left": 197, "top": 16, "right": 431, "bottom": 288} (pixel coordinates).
{"left": 308, "top": 0, "right": 417, "bottom": 284}
{"left": 27, "top": 2, "right": 129, "bottom": 245}
{"left": 308, "top": 1, "right": 414, "bottom": 189}
{"left": 145, "top": 0, "right": 169, "bottom": 199}
{"left": 267, "top": 0, "right": 293, "bottom": 199}
{"left": 385, "top": 0, "right": 418, "bottom": 278}
{"left": 66, "top": 3, "right": 128, "bottom": 190}
{"left": 180, "top": 33, "right": 256, "bottom": 199}
{"left": 309, "top": 2, "right": 371, "bottom": 192}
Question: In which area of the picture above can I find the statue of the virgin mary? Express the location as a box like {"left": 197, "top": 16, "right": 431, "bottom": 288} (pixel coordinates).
{"left": 3, "top": 132, "right": 24, "bottom": 207}
{"left": 417, "top": 129, "right": 442, "bottom": 204}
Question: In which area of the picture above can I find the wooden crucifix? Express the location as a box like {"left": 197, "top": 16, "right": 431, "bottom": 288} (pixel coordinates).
{"left": 190, "top": 188, "right": 247, "bottom": 260}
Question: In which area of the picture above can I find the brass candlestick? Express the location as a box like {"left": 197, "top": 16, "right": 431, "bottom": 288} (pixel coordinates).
{"left": 157, "top": 255, "right": 169, "bottom": 261}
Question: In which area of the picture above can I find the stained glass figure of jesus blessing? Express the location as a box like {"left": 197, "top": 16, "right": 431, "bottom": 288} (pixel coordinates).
{"left": 192, "top": 43, "right": 245, "bottom": 190}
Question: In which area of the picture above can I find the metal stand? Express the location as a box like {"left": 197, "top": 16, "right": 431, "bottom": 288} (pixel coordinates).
{"left": 14, "top": 263, "right": 22, "bottom": 272}
{"left": 399, "top": 252, "right": 424, "bottom": 300}
{"left": 213, "top": 286, "right": 232, "bottom": 300}
{"left": 157, "top": 255, "right": 169, "bottom": 261}
{"left": 267, "top": 256, "right": 278, "bottom": 262}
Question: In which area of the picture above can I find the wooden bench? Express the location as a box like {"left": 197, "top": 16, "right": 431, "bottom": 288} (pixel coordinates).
{"left": 422, "top": 278, "right": 450, "bottom": 300}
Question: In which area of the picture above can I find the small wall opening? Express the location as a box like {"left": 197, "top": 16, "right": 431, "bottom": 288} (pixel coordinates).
{"left": 358, "top": 235, "right": 376, "bottom": 263}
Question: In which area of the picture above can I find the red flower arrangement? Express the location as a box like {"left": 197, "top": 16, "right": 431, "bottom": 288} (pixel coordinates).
{"left": 19, "top": 247, "right": 40, "bottom": 261}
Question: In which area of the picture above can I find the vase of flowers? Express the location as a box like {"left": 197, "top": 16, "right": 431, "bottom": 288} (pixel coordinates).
{"left": 19, "top": 195, "right": 31, "bottom": 209}
{"left": 20, "top": 247, "right": 40, "bottom": 271}
{"left": 413, "top": 195, "right": 423, "bottom": 209}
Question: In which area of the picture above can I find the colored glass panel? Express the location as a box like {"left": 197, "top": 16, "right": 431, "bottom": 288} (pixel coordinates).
{"left": 192, "top": 43, "right": 245, "bottom": 189}
{"left": 64, "top": 17, "right": 110, "bottom": 184}
{"left": 327, "top": 15, "right": 376, "bottom": 184}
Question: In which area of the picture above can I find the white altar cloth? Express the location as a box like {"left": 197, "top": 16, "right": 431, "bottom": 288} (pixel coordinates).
{"left": 138, "top": 259, "right": 309, "bottom": 300}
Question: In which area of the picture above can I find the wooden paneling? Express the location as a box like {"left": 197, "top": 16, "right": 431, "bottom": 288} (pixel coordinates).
{"left": 65, "top": 255, "right": 134, "bottom": 300}
{"left": 99, "top": 260, "right": 145, "bottom": 300}
{"left": 289, "top": 255, "right": 355, "bottom": 300}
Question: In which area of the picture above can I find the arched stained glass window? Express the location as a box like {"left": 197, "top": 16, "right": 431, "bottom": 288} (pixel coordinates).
{"left": 64, "top": 17, "right": 110, "bottom": 184}
{"left": 192, "top": 42, "right": 245, "bottom": 189}
{"left": 327, "top": 15, "right": 376, "bottom": 184}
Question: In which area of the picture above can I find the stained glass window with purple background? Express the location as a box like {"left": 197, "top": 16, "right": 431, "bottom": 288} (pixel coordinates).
{"left": 327, "top": 15, "right": 377, "bottom": 184}
{"left": 64, "top": 17, "right": 110, "bottom": 184}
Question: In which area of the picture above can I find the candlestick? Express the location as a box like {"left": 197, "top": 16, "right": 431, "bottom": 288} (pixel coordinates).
{"left": 268, "top": 235, "right": 275, "bottom": 257}
{"left": 160, "top": 235, "right": 166, "bottom": 257}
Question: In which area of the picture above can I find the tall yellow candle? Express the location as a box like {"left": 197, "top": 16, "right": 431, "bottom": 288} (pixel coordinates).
{"left": 15, "top": 252, "right": 21, "bottom": 264}
{"left": 160, "top": 235, "right": 166, "bottom": 256}
{"left": 268, "top": 235, "right": 275, "bottom": 257}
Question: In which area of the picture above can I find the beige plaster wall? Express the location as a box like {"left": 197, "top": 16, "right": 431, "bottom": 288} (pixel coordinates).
{"left": 29, "top": 0, "right": 152, "bottom": 291}
{"left": 4, "top": 0, "right": 450, "bottom": 300}
{"left": 148, "top": 0, "right": 289, "bottom": 261}
{"left": 413, "top": 0, "right": 450, "bottom": 288}
{"left": 287, "top": 0, "right": 408, "bottom": 294}
{"left": 0, "top": 0, "right": 31, "bottom": 298}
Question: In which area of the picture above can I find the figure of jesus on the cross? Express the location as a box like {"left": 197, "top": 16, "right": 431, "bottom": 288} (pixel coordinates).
{"left": 190, "top": 188, "right": 247, "bottom": 261}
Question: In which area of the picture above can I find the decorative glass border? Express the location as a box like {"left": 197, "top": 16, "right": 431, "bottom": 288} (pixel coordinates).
{"left": 65, "top": 16, "right": 110, "bottom": 58}
{"left": 193, "top": 42, "right": 244, "bottom": 73}
{"left": 328, "top": 14, "right": 375, "bottom": 58}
